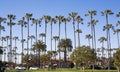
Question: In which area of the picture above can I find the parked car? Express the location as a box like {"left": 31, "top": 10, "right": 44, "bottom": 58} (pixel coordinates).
{"left": 29, "top": 66, "right": 39, "bottom": 70}
{"left": 15, "top": 66, "right": 26, "bottom": 70}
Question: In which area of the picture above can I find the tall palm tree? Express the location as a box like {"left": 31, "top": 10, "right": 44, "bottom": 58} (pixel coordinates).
{"left": 114, "top": 29, "right": 120, "bottom": 48}
{"left": 101, "top": 9, "right": 114, "bottom": 70}
{"left": 21, "top": 39, "right": 26, "bottom": 62}
{"left": 85, "top": 10, "right": 97, "bottom": 51}
{"left": 55, "top": 16, "right": 64, "bottom": 68}
{"left": 28, "top": 35, "right": 35, "bottom": 54}
{"left": 39, "top": 33, "right": 46, "bottom": 42}
{"left": 98, "top": 37, "right": 107, "bottom": 58}
{"left": 58, "top": 38, "right": 72, "bottom": 62}
{"left": 25, "top": 13, "right": 32, "bottom": 55}
{"left": 5, "top": 36, "right": 10, "bottom": 61}
{"left": 0, "top": 17, "right": 6, "bottom": 42}
{"left": 62, "top": 17, "right": 70, "bottom": 39}
{"left": 69, "top": 12, "right": 77, "bottom": 49}
{"left": 31, "top": 18, "right": 42, "bottom": 43}
{"left": 18, "top": 17, "right": 27, "bottom": 63}
{"left": 75, "top": 16, "right": 83, "bottom": 47}
{"left": 13, "top": 36, "right": 19, "bottom": 64}
{"left": 48, "top": 17, "right": 56, "bottom": 51}
{"left": 55, "top": 16, "right": 64, "bottom": 42}
{"left": 7, "top": 14, "right": 16, "bottom": 62}
{"left": 33, "top": 40, "right": 46, "bottom": 68}
{"left": 42, "top": 15, "right": 51, "bottom": 47}
{"left": 1, "top": 37, "right": 6, "bottom": 61}
{"left": 116, "top": 12, "right": 120, "bottom": 48}
{"left": 53, "top": 36, "right": 59, "bottom": 59}
{"left": 85, "top": 34, "right": 92, "bottom": 48}
{"left": 116, "top": 12, "right": 120, "bottom": 27}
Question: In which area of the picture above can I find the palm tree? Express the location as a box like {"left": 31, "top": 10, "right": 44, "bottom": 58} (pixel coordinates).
{"left": 53, "top": 36, "right": 59, "bottom": 59}
{"left": 58, "top": 38, "right": 72, "bottom": 62}
{"left": 114, "top": 29, "right": 120, "bottom": 48}
{"left": 102, "top": 9, "right": 114, "bottom": 70}
{"left": 25, "top": 13, "right": 32, "bottom": 55}
{"left": 116, "top": 12, "right": 120, "bottom": 48}
{"left": 85, "top": 10, "right": 97, "bottom": 51}
{"left": 75, "top": 16, "right": 83, "bottom": 47}
{"left": 33, "top": 40, "right": 46, "bottom": 68}
{"left": 62, "top": 17, "right": 70, "bottom": 39}
{"left": 0, "top": 46, "right": 3, "bottom": 61}
{"left": 4, "top": 36, "right": 10, "bottom": 61}
{"left": 0, "top": 17, "right": 6, "bottom": 41}
{"left": 18, "top": 17, "right": 27, "bottom": 63}
{"left": 28, "top": 35, "right": 35, "bottom": 54}
{"left": 1, "top": 37, "right": 6, "bottom": 61}
{"left": 21, "top": 39, "right": 26, "bottom": 62}
{"left": 76, "top": 29, "right": 82, "bottom": 47}
{"left": 69, "top": 12, "right": 77, "bottom": 49}
{"left": 42, "top": 15, "right": 51, "bottom": 46}
{"left": 98, "top": 37, "right": 107, "bottom": 58}
{"left": 55, "top": 16, "right": 64, "bottom": 42}
{"left": 116, "top": 12, "right": 120, "bottom": 27}
{"left": 31, "top": 18, "right": 42, "bottom": 43}
{"left": 7, "top": 14, "right": 16, "bottom": 62}
{"left": 48, "top": 17, "right": 56, "bottom": 51}
{"left": 39, "top": 33, "right": 46, "bottom": 42}
{"left": 13, "top": 36, "right": 19, "bottom": 64}
{"left": 85, "top": 34, "right": 92, "bottom": 48}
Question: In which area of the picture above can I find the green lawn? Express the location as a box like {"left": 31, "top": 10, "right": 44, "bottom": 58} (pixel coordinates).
{"left": 5, "top": 68, "right": 117, "bottom": 72}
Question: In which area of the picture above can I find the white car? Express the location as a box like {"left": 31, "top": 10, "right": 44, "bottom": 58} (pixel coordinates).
{"left": 29, "top": 67, "right": 39, "bottom": 70}
{"left": 15, "top": 66, "right": 26, "bottom": 70}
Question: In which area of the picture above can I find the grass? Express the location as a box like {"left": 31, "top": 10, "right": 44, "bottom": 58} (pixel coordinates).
{"left": 5, "top": 68, "right": 117, "bottom": 72}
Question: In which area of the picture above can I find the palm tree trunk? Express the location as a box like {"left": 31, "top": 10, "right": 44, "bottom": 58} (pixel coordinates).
{"left": 88, "top": 39, "right": 91, "bottom": 48}
{"left": 117, "top": 33, "right": 120, "bottom": 48}
{"left": 50, "top": 23, "right": 53, "bottom": 51}
{"left": 27, "top": 19, "right": 29, "bottom": 55}
{"left": 55, "top": 40, "right": 56, "bottom": 60}
{"left": 45, "top": 22, "right": 47, "bottom": 47}
{"left": 93, "top": 25, "right": 96, "bottom": 52}
{"left": 64, "top": 47, "right": 67, "bottom": 62}
{"left": 58, "top": 20, "right": 61, "bottom": 68}
{"left": 21, "top": 25, "right": 24, "bottom": 63}
{"left": 65, "top": 23, "right": 67, "bottom": 39}
{"left": 9, "top": 21, "right": 12, "bottom": 62}
{"left": 77, "top": 23, "right": 80, "bottom": 46}
{"left": 73, "top": 20, "right": 76, "bottom": 49}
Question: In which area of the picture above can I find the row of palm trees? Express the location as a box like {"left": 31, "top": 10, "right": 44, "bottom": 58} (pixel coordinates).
{"left": 0, "top": 10, "right": 119, "bottom": 65}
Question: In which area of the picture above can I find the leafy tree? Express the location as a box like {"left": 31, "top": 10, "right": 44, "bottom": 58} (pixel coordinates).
{"left": 58, "top": 38, "right": 72, "bottom": 62}
{"left": 70, "top": 46, "right": 96, "bottom": 70}
{"left": 113, "top": 49, "right": 120, "bottom": 72}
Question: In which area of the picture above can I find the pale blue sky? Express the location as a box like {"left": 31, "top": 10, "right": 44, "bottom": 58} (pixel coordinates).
{"left": 0, "top": 0, "right": 120, "bottom": 63}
